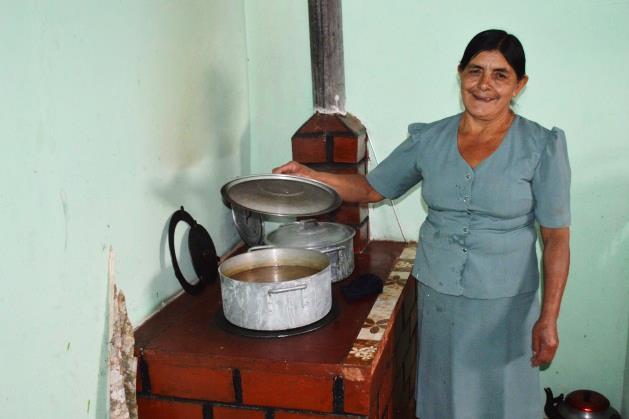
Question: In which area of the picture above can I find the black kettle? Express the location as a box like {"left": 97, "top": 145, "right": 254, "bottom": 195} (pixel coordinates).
{"left": 545, "top": 387, "right": 622, "bottom": 419}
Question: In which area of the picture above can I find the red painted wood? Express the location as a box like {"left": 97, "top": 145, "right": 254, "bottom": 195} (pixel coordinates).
{"left": 306, "top": 160, "right": 367, "bottom": 175}
{"left": 291, "top": 113, "right": 368, "bottom": 164}
{"left": 292, "top": 136, "right": 328, "bottom": 163}
{"left": 343, "top": 375, "right": 371, "bottom": 415}
{"left": 333, "top": 135, "right": 367, "bottom": 163}
{"left": 241, "top": 370, "right": 333, "bottom": 411}
{"left": 377, "top": 362, "right": 394, "bottom": 419}
{"left": 291, "top": 135, "right": 367, "bottom": 164}
{"left": 309, "top": 203, "right": 368, "bottom": 227}
{"left": 134, "top": 289, "right": 209, "bottom": 353}
{"left": 352, "top": 218, "right": 370, "bottom": 254}
{"left": 275, "top": 412, "right": 362, "bottom": 419}
{"left": 149, "top": 363, "right": 234, "bottom": 402}
{"left": 213, "top": 405, "right": 266, "bottom": 419}
{"left": 294, "top": 113, "right": 350, "bottom": 134}
{"left": 137, "top": 397, "right": 203, "bottom": 419}
{"left": 336, "top": 203, "right": 368, "bottom": 226}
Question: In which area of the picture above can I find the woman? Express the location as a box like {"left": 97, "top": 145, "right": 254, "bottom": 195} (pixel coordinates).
{"left": 274, "top": 29, "right": 570, "bottom": 419}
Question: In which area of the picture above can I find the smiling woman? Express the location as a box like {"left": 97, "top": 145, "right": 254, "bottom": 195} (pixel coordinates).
{"left": 273, "top": 29, "right": 571, "bottom": 419}
{"left": 456, "top": 33, "right": 529, "bottom": 168}
{"left": 458, "top": 50, "right": 527, "bottom": 122}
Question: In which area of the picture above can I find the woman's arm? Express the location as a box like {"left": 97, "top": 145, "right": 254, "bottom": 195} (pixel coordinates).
{"left": 531, "top": 226, "right": 570, "bottom": 366}
{"left": 272, "top": 161, "right": 384, "bottom": 203}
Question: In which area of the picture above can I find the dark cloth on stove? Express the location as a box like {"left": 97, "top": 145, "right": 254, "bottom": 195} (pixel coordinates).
{"left": 340, "top": 273, "right": 383, "bottom": 301}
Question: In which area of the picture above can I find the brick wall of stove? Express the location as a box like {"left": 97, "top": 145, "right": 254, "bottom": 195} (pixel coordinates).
{"left": 135, "top": 279, "right": 418, "bottom": 419}
{"left": 291, "top": 112, "right": 370, "bottom": 254}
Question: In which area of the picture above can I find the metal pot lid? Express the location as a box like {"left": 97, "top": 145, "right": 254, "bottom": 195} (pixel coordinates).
{"left": 168, "top": 206, "right": 218, "bottom": 295}
{"left": 221, "top": 174, "right": 341, "bottom": 217}
{"left": 265, "top": 220, "right": 356, "bottom": 248}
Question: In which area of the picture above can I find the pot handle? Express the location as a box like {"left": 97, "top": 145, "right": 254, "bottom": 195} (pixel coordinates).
{"left": 268, "top": 284, "right": 308, "bottom": 295}
{"left": 320, "top": 245, "right": 343, "bottom": 279}
{"left": 320, "top": 245, "right": 344, "bottom": 254}
{"left": 247, "top": 245, "right": 274, "bottom": 252}
{"left": 300, "top": 219, "right": 319, "bottom": 226}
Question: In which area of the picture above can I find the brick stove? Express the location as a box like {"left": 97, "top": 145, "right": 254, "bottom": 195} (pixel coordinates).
{"left": 135, "top": 113, "right": 420, "bottom": 418}
{"left": 134, "top": 1, "right": 420, "bottom": 416}
{"left": 135, "top": 242, "right": 418, "bottom": 419}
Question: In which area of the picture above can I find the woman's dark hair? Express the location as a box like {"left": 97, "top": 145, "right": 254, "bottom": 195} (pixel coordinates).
{"left": 458, "top": 29, "right": 526, "bottom": 80}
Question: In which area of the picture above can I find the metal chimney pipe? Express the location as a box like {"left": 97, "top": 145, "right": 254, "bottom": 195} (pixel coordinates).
{"left": 308, "top": 0, "right": 346, "bottom": 114}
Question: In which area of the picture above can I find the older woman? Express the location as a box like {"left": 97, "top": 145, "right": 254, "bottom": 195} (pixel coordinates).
{"left": 274, "top": 29, "right": 570, "bottom": 419}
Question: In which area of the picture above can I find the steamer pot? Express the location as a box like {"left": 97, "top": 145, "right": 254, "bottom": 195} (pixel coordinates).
{"left": 265, "top": 220, "right": 355, "bottom": 283}
{"left": 218, "top": 247, "right": 332, "bottom": 331}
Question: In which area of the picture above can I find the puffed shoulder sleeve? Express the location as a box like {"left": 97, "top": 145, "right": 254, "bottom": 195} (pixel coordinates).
{"left": 366, "top": 123, "right": 425, "bottom": 200}
{"left": 532, "top": 127, "right": 571, "bottom": 227}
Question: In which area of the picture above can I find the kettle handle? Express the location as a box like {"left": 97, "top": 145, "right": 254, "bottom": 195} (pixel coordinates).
{"left": 544, "top": 388, "right": 565, "bottom": 419}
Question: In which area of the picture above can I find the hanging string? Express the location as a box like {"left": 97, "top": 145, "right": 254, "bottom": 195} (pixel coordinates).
{"left": 366, "top": 138, "right": 408, "bottom": 243}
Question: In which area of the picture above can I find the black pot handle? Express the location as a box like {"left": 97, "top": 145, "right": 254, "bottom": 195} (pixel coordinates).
{"left": 168, "top": 206, "right": 217, "bottom": 295}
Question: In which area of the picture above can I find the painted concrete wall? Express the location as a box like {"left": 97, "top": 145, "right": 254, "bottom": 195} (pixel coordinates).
{"left": 248, "top": 0, "right": 629, "bottom": 409}
{"left": 0, "top": 1, "right": 248, "bottom": 418}
{"left": 3, "top": 1, "right": 625, "bottom": 416}
{"left": 245, "top": 1, "right": 313, "bottom": 165}
{"left": 624, "top": 327, "right": 629, "bottom": 416}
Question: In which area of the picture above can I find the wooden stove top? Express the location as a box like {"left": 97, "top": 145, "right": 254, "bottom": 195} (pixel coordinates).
{"left": 135, "top": 241, "right": 411, "bottom": 373}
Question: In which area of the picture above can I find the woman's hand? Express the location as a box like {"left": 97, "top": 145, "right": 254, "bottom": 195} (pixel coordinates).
{"left": 272, "top": 161, "right": 316, "bottom": 178}
{"left": 272, "top": 160, "right": 383, "bottom": 203}
{"left": 531, "top": 318, "right": 559, "bottom": 366}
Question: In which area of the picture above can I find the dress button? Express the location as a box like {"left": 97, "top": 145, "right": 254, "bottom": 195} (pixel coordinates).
{"left": 465, "top": 173, "right": 472, "bottom": 180}
{"left": 462, "top": 247, "right": 468, "bottom": 253}
{"left": 462, "top": 227, "right": 468, "bottom": 233}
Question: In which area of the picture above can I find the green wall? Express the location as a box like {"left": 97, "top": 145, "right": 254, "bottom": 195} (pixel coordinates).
{"left": 624, "top": 328, "right": 629, "bottom": 414}
{"left": 0, "top": 1, "right": 249, "bottom": 417}
{"left": 245, "top": 1, "right": 313, "bottom": 164}
{"left": 248, "top": 0, "right": 629, "bottom": 410}
{"left": 3, "top": 1, "right": 627, "bottom": 417}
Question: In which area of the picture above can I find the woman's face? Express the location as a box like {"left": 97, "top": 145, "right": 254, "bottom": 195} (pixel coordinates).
{"left": 458, "top": 50, "right": 528, "bottom": 121}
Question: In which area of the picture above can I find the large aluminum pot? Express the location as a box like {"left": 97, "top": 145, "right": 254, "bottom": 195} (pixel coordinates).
{"left": 218, "top": 247, "right": 332, "bottom": 331}
{"left": 265, "top": 220, "right": 355, "bottom": 283}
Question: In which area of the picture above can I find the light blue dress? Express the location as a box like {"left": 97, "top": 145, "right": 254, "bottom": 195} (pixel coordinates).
{"left": 366, "top": 113, "right": 571, "bottom": 419}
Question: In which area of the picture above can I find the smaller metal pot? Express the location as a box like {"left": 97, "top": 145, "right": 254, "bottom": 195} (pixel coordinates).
{"left": 265, "top": 220, "right": 355, "bottom": 283}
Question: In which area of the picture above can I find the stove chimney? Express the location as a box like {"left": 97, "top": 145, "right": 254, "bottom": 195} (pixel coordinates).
{"left": 308, "top": 0, "right": 345, "bottom": 114}
{"left": 292, "top": 0, "right": 370, "bottom": 253}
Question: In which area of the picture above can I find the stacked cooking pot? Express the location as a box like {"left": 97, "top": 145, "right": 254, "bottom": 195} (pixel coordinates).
{"left": 219, "top": 174, "right": 356, "bottom": 331}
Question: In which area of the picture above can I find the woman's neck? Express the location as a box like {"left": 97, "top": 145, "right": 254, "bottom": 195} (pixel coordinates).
{"left": 459, "top": 109, "right": 515, "bottom": 139}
